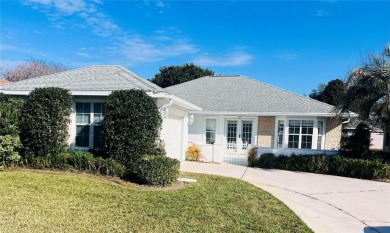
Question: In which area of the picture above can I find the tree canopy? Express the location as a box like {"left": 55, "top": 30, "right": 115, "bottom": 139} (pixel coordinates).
{"left": 1, "top": 58, "right": 67, "bottom": 82}
{"left": 336, "top": 44, "right": 390, "bottom": 131}
{"left": 150, "top": 63, "right": 214, "bottom": 88}
{"left": 309, "top": 79, "right": 346, "bottom": 106}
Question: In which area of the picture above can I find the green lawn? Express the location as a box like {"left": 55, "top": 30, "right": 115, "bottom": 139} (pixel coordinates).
{"left": 0, "top": 170, "right": 312, "bottom": 233}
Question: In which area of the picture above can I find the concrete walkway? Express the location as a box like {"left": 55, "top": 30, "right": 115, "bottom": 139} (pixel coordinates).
{"left": 180, "top": 161, "right": 390, "bottom": 233}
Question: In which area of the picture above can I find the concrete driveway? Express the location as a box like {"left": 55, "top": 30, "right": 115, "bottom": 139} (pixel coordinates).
{"left": 180, "top": 161, "right": 390, "bottom": 233}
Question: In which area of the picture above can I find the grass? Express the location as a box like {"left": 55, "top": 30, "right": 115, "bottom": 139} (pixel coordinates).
{"left": 0, "top": 170, "right": 312, "bottom": 233}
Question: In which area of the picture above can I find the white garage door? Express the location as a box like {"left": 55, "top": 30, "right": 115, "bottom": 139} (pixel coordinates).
{"left": 160, "top": 116, "right": 183, "bottom": 160}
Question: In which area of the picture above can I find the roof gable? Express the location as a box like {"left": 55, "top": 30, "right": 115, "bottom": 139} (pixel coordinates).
{"left": 165, "top": 75, "right": 335, "bottom": 114}
{"left": 0, "top": 65, "right": 163, "bottom": 93}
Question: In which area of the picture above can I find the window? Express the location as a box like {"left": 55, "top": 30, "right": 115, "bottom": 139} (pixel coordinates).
{"left": 317, "top": 121, "right": 324, "bottom": 149}
{"left": 288, "top": 120, "right": 314, "bottom": 149}
{"left": 277, "top": 120, "right": 284, "bottom": 148}
{"left": 206, "top": 119, "right": 216, "bottom": 144}
{"left": 75, "top": 103, "right": 104, "bottom": 148}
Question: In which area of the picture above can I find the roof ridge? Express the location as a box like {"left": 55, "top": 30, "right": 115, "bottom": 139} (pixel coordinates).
{"left": 116, "top": 66, "right": 163, "bottom": 92}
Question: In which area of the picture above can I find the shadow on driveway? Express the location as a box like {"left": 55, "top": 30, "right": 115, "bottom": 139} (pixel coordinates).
{"left": 364, "top": 226, "right": 390, "bottom": 233}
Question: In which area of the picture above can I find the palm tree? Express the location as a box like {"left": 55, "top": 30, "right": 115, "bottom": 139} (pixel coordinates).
{"left": 336, "top": 44, "right": 390, "bottom": 131}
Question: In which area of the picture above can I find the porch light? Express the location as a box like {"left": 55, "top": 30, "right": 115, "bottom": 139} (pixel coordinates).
{"left": 189, "top": 114, "right": 194, "bottom": 124}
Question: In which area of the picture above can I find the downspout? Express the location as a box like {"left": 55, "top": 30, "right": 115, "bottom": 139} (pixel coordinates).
{"left": 159, "top": 99, "right": 173, "bottom": 118}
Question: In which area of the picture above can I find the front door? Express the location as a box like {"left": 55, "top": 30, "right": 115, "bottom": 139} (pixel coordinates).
{"left": 226, "top": 119, "right": 253, "bottom": 154}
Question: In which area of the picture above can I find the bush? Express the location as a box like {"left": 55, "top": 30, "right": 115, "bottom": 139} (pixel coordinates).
{"left": 0, "top": 93, "right": 24, "bottom": 136}
{"left": 104, "top": 90, "right": 162, "bottom": 173}
{"left": 27, "top": 151, "right": 125, "bottom": 177}
{"left": 137, "top": 155, "right": 180, "bottom": 185}
{"left": 255, "top": 153, "right": 390, "bottom": 180}
{"left": 342, "top": 123, "right": 371, "bottom": 157}
{"left": 258, "top": 153, "right": 275, "bottom": 169}
{"left": 186, "top": 144, "right": 202, "bottom": 161}
{"left": 19, "top": 87, "right": 73, "bottom": 159}
{"left": 0, "top": 135, "right": 22, "bottom": 166}
{"left": 247, "top": 147, "right": 257, "bottom": 167}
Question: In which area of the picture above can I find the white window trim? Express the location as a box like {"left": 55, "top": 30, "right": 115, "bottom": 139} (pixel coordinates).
{"left": 203, "top": 117, "right": 218, "bottom": 145}
{"left": 73, "top": 102, "right": 105, "bottom": 149}
{"left": 274, "top": 117, "right": 327, "bottom": 150}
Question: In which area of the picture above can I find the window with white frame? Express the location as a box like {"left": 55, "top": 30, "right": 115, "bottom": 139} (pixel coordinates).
{"left": 205, "top": 119, "right": 216, "bottom": 144}
{"left": 287, "top": 120, "right": 315, "bottom": 149}
{"left": 75, "top": 103, "right": 104, "bottom": 148}
{"left": 317, "top": 120, "right": 324, "bottom": 149}
{"left": 277, "top": 120, "right": 284, "bottom": 148}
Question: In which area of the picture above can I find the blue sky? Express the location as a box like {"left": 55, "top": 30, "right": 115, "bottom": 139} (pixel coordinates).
{"left": 1, "top": 0, "right": 389, "bottom": 95}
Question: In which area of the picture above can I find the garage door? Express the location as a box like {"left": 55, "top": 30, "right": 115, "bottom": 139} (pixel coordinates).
{"left": 160, "top": 116, "right": 183, "bottom": 160}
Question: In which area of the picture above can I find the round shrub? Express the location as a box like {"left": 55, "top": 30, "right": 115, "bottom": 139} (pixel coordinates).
{"left": 19, "top": 87, "right": 72, "bottom": 159}
{"left": 136, "top": 155, "right": 180, "bottom": 186}
{"left": 0, "top": 135, "right": 22, "bottom": 166}
{"left": 104, "top": 90, "right": 162, "bottom": 173}
{"left": 258, "top": 153, "right": 275, "bottom": 169}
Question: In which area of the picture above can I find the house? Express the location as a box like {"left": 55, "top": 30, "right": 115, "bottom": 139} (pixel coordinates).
{"left": 0, "top": 65, "right": 201, "bottom": 161}
{"left": 0, "top": 79, "right": 9, "bottom": 85}
{"left": 343, "top": 117, "right": 384, "bottom": 150}
{"left": 166, "top": 75, "right": 343, "bottom": 164}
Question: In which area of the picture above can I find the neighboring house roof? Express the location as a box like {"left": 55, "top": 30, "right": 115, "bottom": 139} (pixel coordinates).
{"left": 0, "top": 79, "right": 9, "bottom": 85}
{"left": 0, "top": 65, "right": 163, "bottom": 94}
{"left": 344, "top": 117, "right": 383, "bottom": 133}
{"left": 165, "top": 75, "right": 335, "bottom": 115}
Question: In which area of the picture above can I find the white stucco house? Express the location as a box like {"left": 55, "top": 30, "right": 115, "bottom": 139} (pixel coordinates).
{"left": 0, "top": 66, "right": 346, "bottom": 165}
{"left": 0, "top": 65, "right": 201, "bottom": 161}
{"left": 166, "top": 75, "right": 344, "bottom": 164}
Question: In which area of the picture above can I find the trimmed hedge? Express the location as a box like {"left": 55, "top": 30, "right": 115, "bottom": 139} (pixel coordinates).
{"left": 104, "top": 90, "right": 162, "bottom": 173}
{"left": 137, "top": 155, "right": 180, "bottom": 185}
{"left": 0, "top": 135, "right": 22, "bottom": 167}
{"left": 254, "top": 153, "right": 390, "bottom": 180}
{"left": 0, "top": 93, "right": 24, "bottom": 136}
{"left": 28, "top": 151, "right": 125, "bottom": 177}
{"left": 20, "top": 87, "right": 73, "bottom": 159}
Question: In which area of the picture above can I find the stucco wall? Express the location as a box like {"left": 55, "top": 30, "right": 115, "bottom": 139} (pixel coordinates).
{"left": 325, "top": 118, "right": 342, "bottom": 150}
{"left": 258, "top": 116, "right": 275, "bottom": 147}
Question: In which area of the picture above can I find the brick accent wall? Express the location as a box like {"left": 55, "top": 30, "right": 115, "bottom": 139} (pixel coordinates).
{"left": 325, "top": 118, "right": 342, "bottom": 150}
{"left": 258, "top": 116, "right": 275, "bottom": 147}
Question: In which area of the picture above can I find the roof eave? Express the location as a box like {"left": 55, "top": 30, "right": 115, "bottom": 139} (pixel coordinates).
{"left": 189, "top": 111, "right": 338, "bottom": 117}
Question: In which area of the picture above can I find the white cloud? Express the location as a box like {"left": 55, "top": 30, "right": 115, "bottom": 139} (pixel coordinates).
{"left": 76, "top": 52, "right": 90, "bottom": 58}
{"left": 26, "top": 0, "right": 87, "bottom": 14}
{"left": 274, "top": 52, "right": 300, "bottom": 60}
{"left": 119, "top": 36, "right": 199, "bottom": 64}
{"left": 316, "top": 10, "right": 328, "bottom": 17}
{"left": 193, "top": 50, "right": 253, "bottom": 67}
{"left": 0, "top": 44, "right": 16, "bottom": 51}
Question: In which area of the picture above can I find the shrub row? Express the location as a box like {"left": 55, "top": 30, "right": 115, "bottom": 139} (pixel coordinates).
{"left": 28, "top": 151, "right": 125, "bottom": 177}
{"left": 137, "top": 155, "right": 180, "bottom": 186}
{"left": 254, "top": 153, "right": 390, "bottom": 180}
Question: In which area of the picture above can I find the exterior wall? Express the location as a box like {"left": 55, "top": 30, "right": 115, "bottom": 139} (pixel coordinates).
{"left": 325, "top": 118, "right": 342, "bottom": 150}
{"left": 257, "top": 116, "right": 275, "bottom": 147}
{"left": 370, "top": 132, "right": 384, "bottom": 150}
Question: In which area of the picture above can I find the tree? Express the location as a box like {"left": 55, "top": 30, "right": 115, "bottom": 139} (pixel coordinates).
{"left": 336, "top": 44, "right": 390, "bottom": 131}
{"left": 309, "top": 79, "right": 346, "bottom": 106}
{"left": 1, "top": 58, "right": 66, "bottom": 82}
{"left": 151, "top": 63, "right": 214, "bottom": 88}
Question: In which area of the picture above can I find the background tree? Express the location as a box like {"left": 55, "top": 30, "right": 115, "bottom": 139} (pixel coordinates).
{"left": 151, "top": 63, "right": 214, "bottom": 88}
{"left": 1, "top": 58, "right": 67, "bottom": 82}
{"left": 336, "top": 44, "right": 390, "bottom": 131}
{"left": 309, "top": 79, "right": 346, "bottom": 106}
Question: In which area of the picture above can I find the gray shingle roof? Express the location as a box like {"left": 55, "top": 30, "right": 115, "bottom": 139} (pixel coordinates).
{"left": 165, "top": 75, "right": 334, "bottom": 114}
{"left": 0, "top": 65, "right": 163, "bottom": 93}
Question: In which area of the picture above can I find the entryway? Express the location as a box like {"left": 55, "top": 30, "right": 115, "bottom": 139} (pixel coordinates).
{"left": 223, "top": 119, "right": 254, "bottom": 165}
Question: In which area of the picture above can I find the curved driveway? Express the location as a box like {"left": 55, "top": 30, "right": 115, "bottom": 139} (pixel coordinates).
{"left": 180, "top": 161, "right": 390, "bottom": 233}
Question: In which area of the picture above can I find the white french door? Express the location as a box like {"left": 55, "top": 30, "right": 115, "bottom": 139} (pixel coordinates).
{"left": 226, "top": 119, "right": 253, "bottom": 154}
